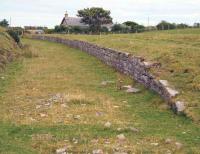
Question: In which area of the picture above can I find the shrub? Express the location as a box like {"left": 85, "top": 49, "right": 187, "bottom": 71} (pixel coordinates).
{"left": 157, "top": 21, "right": 176, "bottom": 30}
{"left": 6, "top": 30, "right": 20, "bottom": 44}
{"left": 0, "top": 19, "right": 9, "bottom": 27}
{"left": 111, "top": 24, "right": 130, "bottom": 33}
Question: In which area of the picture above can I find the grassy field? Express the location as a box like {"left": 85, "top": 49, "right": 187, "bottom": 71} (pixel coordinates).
{"left": 48, "top": 28, "right": 200, "bottom": 122}
{"left": 0, "top": 38, "right": 200, "bottom": 153}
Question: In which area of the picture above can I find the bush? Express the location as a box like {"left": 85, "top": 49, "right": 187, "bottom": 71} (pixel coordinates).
{"left": 157, "top": 21, "right": 176, "bottom": 30}
{"left": 54, "top": 25, "right": 68, "bottom": 33}
{"left": 111, "top": 24, "right": 130, "bottom": 33}
{"left": 0, "top": 19, "right": 9, "bottom": 27}
{"left": 6, "top": 30, "right": 20, "bottom": 44}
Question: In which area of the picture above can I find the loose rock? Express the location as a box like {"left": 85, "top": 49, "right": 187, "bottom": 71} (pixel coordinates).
{"left": 151, "top": 143, "right": 159, "bottom": 146}
{"left": 61, "top": 103, "right": 67, "bottom": 108}
{"left": 129, "top": 127, "right": 139, "bottom": 133}
{"left": 101, "top": 81, "right": 114, "bottom": 86}
{"left": 40, "top": 113, "right": 47, "bottom": 118}
{"left": 93, "top": 149, "right": 103, "bottom": 154}
{"left": 73, "top": 115, "right": 81, "bottom": 120}
{"left": 165, "top": 138, "right": 172, "bottom": 144}
{"left": 175, "top": 101, "right": 186, "bottom": 112}
{"left": 166, "top": 87, "right": 179, "bottom": 97}
{"left": 56, "top": 147, "right": 67, "bottom": 154}
{"left": 117, "top": 134, "right": 126, "bottom": 141}
{"left": 175, "top": 142, "right": 183, "bottom": 150}
{"left": 159, "top": 80, "right": 169, "bottom": 87}
{"left": 104, "top": 122, "right": 111, "bottom": 128}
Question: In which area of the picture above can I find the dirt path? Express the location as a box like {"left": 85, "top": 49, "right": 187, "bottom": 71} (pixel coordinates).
{"left": 0, "top": 38, "right": 199, "bottom": 153}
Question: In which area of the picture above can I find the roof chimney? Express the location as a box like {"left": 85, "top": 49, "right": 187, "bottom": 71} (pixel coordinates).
{"left": 65, "top": 11, "right": 68, "bottom": 19}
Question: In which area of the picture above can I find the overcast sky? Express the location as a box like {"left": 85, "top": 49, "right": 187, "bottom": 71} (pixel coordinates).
{"left": 1, "top": 0, "right": 200, "bottom": 28}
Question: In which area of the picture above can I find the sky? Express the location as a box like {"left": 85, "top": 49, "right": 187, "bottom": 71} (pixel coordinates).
{"left": 0, "top": 0, "right": 200, "bottom": 28}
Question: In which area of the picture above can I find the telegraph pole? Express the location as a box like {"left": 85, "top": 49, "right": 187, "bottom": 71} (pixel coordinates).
{"left": 9, "top": 17, "right": 12, "bottom": 27}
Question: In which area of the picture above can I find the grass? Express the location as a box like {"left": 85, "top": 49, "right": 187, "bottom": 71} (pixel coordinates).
{"left": 0, "top": 26, "right": 21, "bottom": 72}
{"left": 47, "top": 28, "right": 200, "bottom": 121}
{"left": 0, "top": 38, "right": 200, "bottom": 153}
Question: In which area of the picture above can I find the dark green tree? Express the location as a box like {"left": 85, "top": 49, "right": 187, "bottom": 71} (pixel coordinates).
{"left": 0, "top": 19, "right": 9, "bottom": 27}
{"left": 77, "top": 7, "right": 112, "bottom": 33}
{"left": 177, "top": 23, "right": 188, "bottom": 29}
{"left": 157, "top": 21, "right": 176, "bottom": 30}
{"left": 123, "top": 21, "right": 145, "bottom": 33}
{"left": 7, "top": 30, "right": 20, "bottom": 44}
{"left": 111, "top": 24, "right": 130, "bottom": 33}
{"left": 54, "top": 25, "right": 68, "bottom": 33}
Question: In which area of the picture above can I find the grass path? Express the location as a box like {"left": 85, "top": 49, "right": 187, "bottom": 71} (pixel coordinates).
{"left": 0, "top": 38, "right": 200, "bottom": 153}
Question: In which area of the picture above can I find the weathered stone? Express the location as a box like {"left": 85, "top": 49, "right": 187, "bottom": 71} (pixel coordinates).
{"left": 129, "top": 127, "right": 139, "bottom": 133}
{"left": 40, "top": 113, "right": 47, "bottom": 118}
{"left": 175, "top": 101, "right": 186, "bottom": 113}
{"left": 93, "top": 149, "right": 103, "bottom": 154}
{"left": 165, "top": 138, "right": 172, "bottom": 144}
{"left": 73, "top": 115, "right": 81, "bottom": 120}
{"left": 117, "top": 128, "right": 122, "bottom": 131}
{"left": 61, "top": 103, "right": 67, "bottom": 108}
{"left": 159, "top": 80, "right": 169, "bottom": 87}
{"left": 126, "top": 87, "right": 140, "bottom": 93}
{"left": 104, "top": 122, "right": 111, "bottom": 128}
{"left": 101, "top": 80, "right": 114, "bottom": 86}
{"left": 151, "top": 142, "right": 159, "bottom": 146}
{"left": 117, "top": 134, "right": 126, "bottom": 141}
{"left": 166, "top": 87, "right": 179, "bottom": 97}
{"left": 56, "top": 147, "right": 67, "bottom": 154}
{"left": 175, "top": 142, "right": 183, "bottom": 150}
{"left": 36, "top": 105, "right": 41, "bottom": 109}
{"left": 122, "top": 85, "right": 132, "bottom": 89}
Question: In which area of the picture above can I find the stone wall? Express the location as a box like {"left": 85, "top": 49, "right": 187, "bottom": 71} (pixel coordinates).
{"left": 29, "top": 35, "right": 186, "bottom": 114}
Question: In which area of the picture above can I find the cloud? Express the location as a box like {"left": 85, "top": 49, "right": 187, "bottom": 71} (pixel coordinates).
{"left": 0, "top": 0, "right": 200, "bottom": 27}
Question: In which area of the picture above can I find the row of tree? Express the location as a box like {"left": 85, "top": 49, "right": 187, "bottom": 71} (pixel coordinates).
{"left": 1, "top": 5, "right": 200, "bottom": 35}
{"left": 156, "top": 21, "right": 190, "bottom": 30}
{"left": 51, "top": 22, "right": 145, "bottom": 34}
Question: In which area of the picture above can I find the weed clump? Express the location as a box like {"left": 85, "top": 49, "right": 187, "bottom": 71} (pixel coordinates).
{"left": 21, "top": 44, "right": 38, "bottom": 58}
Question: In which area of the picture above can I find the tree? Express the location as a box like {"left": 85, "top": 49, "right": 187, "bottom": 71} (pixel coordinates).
{"left": 123, "top": 21, "right": 145, "bottom": 33}
{"left": 54, "top": 25, "right": 68, "bottom": 33}
{"left": 177, "top": 23, "right": 189, "bottom": 29}
{"left": 77, "top": 7, "right": 112, "bottom": 33}
{"left": 7, "top": 30, "right": 20, "bottom": 44}
{"left": 111, "top": 24, "right": 130, "bottom": 33}
{"left": 156, "top": 21, "right": 176, "bottom": 30}
{"left": 194, "top": 23, "right": 200, "bottom": 28}
{"left": 0, "top": 19, "right": 9, "bottom": 27}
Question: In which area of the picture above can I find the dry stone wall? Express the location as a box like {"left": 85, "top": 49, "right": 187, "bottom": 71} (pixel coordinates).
{"left": 29, "top": 35, "right": 186, "bottom": 114}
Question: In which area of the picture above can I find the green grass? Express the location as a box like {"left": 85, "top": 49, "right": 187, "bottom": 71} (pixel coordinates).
{"left": 47, "top": 28, "right": 200, "bottom": 121}
{"left": 0, "top": 38, "right": 200, "bottom": 153}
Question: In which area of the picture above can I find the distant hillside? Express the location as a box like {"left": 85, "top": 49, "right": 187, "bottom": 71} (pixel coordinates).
{"left": 0, "top": 27, "right": 20, "bottom": 71}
